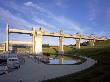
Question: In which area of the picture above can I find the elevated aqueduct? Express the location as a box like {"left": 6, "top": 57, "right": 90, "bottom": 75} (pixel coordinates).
{"left": 5, "top": 24, "right": 107, "bottom": 55}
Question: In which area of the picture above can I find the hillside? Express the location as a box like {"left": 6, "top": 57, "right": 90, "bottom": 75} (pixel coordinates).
{"left": 95, "top": 39, "right": 110, "bottom": 46}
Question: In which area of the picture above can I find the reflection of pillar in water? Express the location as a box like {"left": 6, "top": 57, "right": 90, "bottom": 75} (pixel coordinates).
{"left": 76, "top": 59, "right": 81, "bottom": 63}
{"left": 59, "top": 57, "right": 64, "bottom": 64}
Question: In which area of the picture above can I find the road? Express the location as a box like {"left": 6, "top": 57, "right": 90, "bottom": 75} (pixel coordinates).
{"left": 0, "top": 56, "right": 96, "bottom": 82}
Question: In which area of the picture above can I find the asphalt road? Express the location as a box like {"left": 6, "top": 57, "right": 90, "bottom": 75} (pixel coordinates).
{"left": 0, "top": 56, "right": 96, "bottom": 82}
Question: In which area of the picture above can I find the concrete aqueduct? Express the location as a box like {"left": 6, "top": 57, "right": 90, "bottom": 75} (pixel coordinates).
{"left": 6, "top": 24, "right": 107, "bottom": 55}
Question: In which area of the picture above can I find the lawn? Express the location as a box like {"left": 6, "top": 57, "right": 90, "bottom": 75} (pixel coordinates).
{"left": 42, "top": 40, "right": 110, "bottom": 82}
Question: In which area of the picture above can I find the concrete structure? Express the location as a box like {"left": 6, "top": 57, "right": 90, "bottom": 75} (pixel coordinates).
{"left": 6, "top": 24, "right": 9, "bottom": 52}
{"left": 89, "top": 39, "right": 95, "bottom": 46}
{"left": 0, "top": 43, "right": 6, "bottom": 53}
{"left": 12, "top": 45, "right": 32, "bottom": 54}
{"left": 34, "top": 30, "right": 43, "bottom": 55}
{"left": 5, "top": 24, "right": 107, "bottom": 55}
{"left": 59, "top": 36, "right": 64, "bottom": 55}
{"left": 75, "top": 39, "right": 81, "bottom": 49}
{"left": 0, "top": 42, "right": 32, "bottom": 54}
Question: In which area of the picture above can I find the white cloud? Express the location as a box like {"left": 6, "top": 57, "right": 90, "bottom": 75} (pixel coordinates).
{"left": 0, "top": 7, "right": 35, "bottom": 29}
{"left": 24, "top": 1, "right": 47, "bottom": 13}
{"left": 33, "top": 18, "right": 57, "bottom": 30}
{"left": 24, "top": 1, "right": 34, "bottom": 7}
{"left": 55, "top": 0, "right": 68, "bottom": 8}
{"left": 24, "top": 1, "right": 84, "bottom": 33}
{"left": 53, "top": 16, "right": 84, "bottom": 33}
{"left": 88, "top": 0, "right": 97, "bottom": 21}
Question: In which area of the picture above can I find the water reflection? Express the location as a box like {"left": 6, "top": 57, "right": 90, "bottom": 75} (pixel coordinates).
{"left": 59, "top": 57, "right": 64, "bottom": 64}
{"left": 48, "top": 57, "right": 78, "bottom": 64}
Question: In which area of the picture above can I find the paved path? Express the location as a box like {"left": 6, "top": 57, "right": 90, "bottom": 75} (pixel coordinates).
{"left": 0, "top": 56, "right": 96, "bottom": 82}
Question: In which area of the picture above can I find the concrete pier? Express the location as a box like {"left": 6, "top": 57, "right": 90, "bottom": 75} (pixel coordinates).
{"left": 32, "top": 28, "right": 35, "bottom": 54}
{"left": 59, "top": 36, "right": 64, "bottom": 55}
{"left": 76, "top": 38, "right": 80, "bottom": 49}
{"left": 6, "top": 24, "right": 9, "bottom": 52}
{"left": 34, "top": 31, "right": 43, "bottom": 55}
{"left": 89, "top": 39, "right": 95, "bottom": 46}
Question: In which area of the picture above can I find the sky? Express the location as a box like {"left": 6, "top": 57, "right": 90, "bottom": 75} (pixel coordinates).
{"left": 0, "top": 0, "right": 110, "bottom": 45}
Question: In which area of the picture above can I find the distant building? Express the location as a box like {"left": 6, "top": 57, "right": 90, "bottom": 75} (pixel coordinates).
{"left": 11, "top": 45, "right": 32, "bottom": 54}
{"left": 0, "top": 43, "right": 6, "bottom": 53}
{"left": 0, "top": 42, "right": 50, "bottom": 54}
{"left": 0, "top": 42, "right": 32, "bottom": 54}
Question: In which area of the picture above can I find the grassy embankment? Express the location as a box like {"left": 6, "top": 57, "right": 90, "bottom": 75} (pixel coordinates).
{"left": 42, "top": 39, "right": 110, "bottom": 82}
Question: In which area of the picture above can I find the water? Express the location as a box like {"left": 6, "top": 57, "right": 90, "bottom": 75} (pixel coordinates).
{"left": 48, "top": 59, "right": 77, "bottom": 64}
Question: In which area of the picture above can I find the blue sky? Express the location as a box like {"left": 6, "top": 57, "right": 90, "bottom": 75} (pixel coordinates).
{"left": 0, "top": 0, "right": 110, "bottom": 45}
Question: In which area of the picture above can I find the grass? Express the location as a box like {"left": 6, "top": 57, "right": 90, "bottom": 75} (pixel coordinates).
{"left": 95, "top": 39, "right": 110, "bottom": 46}
{"left": 42, "top": 39, "right": 110, "bottom": 82}
{"left": 43, "top": 47, "right": 57, "bottom": 55}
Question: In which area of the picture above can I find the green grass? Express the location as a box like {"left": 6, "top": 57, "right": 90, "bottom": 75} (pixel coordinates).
{"left": 95, "top": 39, "right": 110, "bottom": 46}
{"left": 43, "top": 47, "right": 57, "bottom": 55}
{"left": 42, "top": 39, "right": 110, "bottom": 82}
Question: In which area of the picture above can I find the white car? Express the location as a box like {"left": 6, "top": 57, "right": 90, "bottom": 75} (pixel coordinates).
{"left": 7, "top": 57, "right": 20, "bottom": 69}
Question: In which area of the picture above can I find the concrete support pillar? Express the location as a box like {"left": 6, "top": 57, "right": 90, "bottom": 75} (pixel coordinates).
{"left": 75, "top": 38, "right": 80, "bottom": 49}
{"left": 6, "top": 24, "right": 9, "bottom": 52}
{"left": 3, "top": 44, "right": 5, "bottom": 52}
{"left": 89, "top": 39, "right": 95, "bottom": 46}
{"left": 34, "top": 31, "right": 43, "bottom": 55}
{"left": 59, "top": 36, "right": 64, "bottom": 55}
{"left": 32, "top": 28, "right": 35, "bottom": 53}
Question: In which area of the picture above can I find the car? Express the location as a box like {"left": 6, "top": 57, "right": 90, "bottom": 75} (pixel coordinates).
{"left": 7, "top": 57, "right": 20, "bottom": 69}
